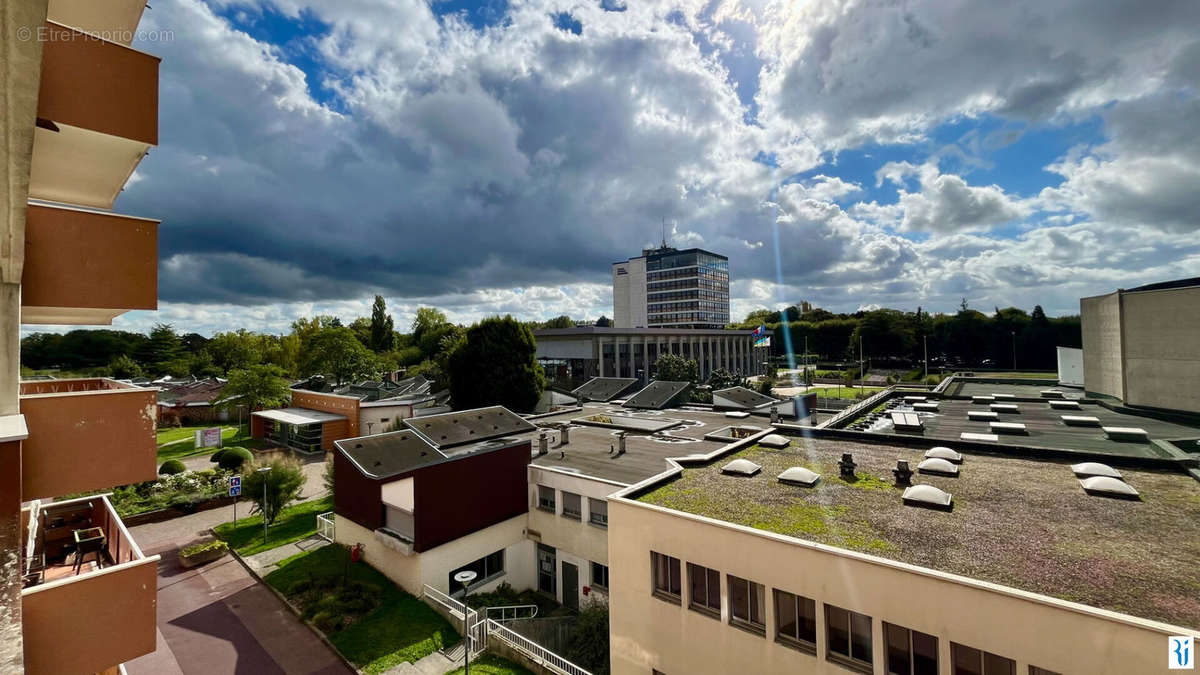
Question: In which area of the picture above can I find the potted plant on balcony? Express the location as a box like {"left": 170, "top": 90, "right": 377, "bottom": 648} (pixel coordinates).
{"left": 178, "top": 538, "right": 229, "bottom": 568}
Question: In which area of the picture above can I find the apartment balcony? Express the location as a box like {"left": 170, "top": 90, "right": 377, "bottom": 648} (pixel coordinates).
{"left": 22, "top": 202, "right": 158, "bottom": 325}
{"left": 48, "top": 0, "right": 149, "bottom": 44}
{"left": 19, "top": 379, "right": 157, "bottom": 501}
{"left": 30, "top": 21, "right": 158, "bottom": 209}
{"left": 21, "top": 494, "right": 159, "bottom": 675}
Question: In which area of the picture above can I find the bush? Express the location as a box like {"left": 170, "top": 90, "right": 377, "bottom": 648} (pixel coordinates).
{"left": 180, "top": 540, "right": 228, "bottom": 558}
{"left": 311, "top": 610, "right": 344, "bottom": 634}
{"left": 218, "top": 446, "right": 254, "bottom": 470}
{"left": 566, "top": 600, "right": 610, "bottom": 675}
{"left": 210, "top": 448, "right": 226, "bottom": 463}
{"left": 159, "top": 459, "right": 187, "bottom": 475}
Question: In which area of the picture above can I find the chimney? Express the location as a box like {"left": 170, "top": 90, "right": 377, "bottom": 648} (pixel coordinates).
{"left": 770, "top": 406, "right": 780, "bottom": 424}
{"left": 538, "top": 432, "right": 549, "bottom": 456}
{"left": 892, "top": 459, "right": 913, "bottom": 486}
{"left": 617, "top": 432, "right": 627, "bottom": 456}
{"left": 838, "top": 453, "right": 857, "bottom": 479}
{"left": 561, "top": 425, "right": 571, "bottom": 445}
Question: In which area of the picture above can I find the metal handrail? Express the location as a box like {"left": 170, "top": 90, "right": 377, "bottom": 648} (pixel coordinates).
{"left": 316, "top": 512, "right": 335, "bottom": 542}
{"left": 485, "top": 619, "right": 592, "bottom": 675}
{"left": 484, "top": 604, "right": 539, "bottom": 622}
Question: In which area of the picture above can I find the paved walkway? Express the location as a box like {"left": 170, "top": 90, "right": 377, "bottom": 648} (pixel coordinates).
{"left": 243, "top": 534, "right": 330, "bottom": 576}
{"left": 124, "top": 533, "right": 352, "bottom": 675}
{"left": 384, "top": 649, "right": 456, "bottom": 675}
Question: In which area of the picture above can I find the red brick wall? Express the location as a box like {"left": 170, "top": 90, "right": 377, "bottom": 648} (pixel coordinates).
{"left": 291, "top": 390, "right": 359, "bottom": 438}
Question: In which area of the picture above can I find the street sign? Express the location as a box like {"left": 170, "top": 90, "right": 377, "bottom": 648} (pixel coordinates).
{"left": 229, "top": 486, "right": 242, "bottom": 497}
{"left": 229, "top": 475, "right": 242, "bottom": 497}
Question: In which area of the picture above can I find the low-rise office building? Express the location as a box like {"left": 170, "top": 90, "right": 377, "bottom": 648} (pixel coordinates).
{"left": 607, "top": 426, "right": 1200, "bottom": 675}
{"left": 534, "top": 326, "right": 768, "bottom": 390}
{"left": 1081, "top": 277, "right": 1200, "bottom": 414}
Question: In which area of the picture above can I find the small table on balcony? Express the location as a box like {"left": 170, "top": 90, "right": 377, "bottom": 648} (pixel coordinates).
{"left": 73, "top": 527, "right": 106, "bottom": 574}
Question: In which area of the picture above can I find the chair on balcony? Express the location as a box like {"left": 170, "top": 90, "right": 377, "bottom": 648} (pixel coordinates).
{"left": 73, "top": 528, "right": 107, "bottom": 574}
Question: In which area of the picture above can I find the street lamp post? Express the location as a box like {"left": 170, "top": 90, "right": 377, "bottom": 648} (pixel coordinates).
{"left": 923, "top": 335, "right": 928, "bottom": 382}
{"left": 1011, "top": 331, "right": 1017, "bottom": 371}
{"left": 257, "top": 466, "right": 272, "bottom": 545}
{"left": 453, "top": 570, "right": 478, "bottom": 675}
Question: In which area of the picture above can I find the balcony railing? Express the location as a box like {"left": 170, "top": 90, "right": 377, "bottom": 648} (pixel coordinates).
{"left": 21, "top": 494, "right": 159, "bottom": 675}
{"left": 19, "top": 378, "right": 157, "bottom": 500}
{"left": 22, "top": 202, "right": 158, "bottom": 325}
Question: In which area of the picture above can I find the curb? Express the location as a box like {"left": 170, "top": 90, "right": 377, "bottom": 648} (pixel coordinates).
{"left": 222, "top": 538, "right": 363, "bottom": 675}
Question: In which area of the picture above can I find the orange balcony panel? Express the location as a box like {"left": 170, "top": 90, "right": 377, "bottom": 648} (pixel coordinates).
{"left": 22, "top": 202, "right": 158, "bottom": 325}
{"left": 37, "top": 21, "right": 158, "bottom": 145}
{"left": 19, "top": 379, "right": 157, "bottom": 501}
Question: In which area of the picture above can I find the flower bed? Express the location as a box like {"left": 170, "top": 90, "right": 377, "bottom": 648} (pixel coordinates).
{"left": 65, "top": 468, "right": 234, "bottom": 519}
{"left": 179, "top": 539, "right": 229, "bottom": 567}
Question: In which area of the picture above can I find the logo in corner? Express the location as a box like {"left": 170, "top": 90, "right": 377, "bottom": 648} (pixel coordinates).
{"left": 1170, "top": 636, "right": 1194, "bottom": 670}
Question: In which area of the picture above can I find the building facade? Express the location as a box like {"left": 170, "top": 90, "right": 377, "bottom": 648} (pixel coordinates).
{"left": 613, "top": 246, "right": 729, "bottom": 329}
{"left": 1081, "top": 278, "right": 1200, "bottom": 413}
{"left": 534, "top": 326, "right": 767, "bottom": 390}
{"left": 2, "top": 1, "right": 162, "bottom": 671}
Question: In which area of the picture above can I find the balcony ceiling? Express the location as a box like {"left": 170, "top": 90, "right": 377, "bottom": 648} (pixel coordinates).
{"left": 29, "top": 123, "right": 148, "bottom": 209}
{"left": 47, "top": 0, "right": 148, "bottom": 44}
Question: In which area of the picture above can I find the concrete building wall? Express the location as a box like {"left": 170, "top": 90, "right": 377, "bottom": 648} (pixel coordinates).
{"left": 527, "top": 467, "right": 615, "bottom": 607}
{"left": 1080, "top": 291, "right": 1124, "bottom": 401}
{"left": 1056, "top": 346, "right": 1084, "bottom": 387}
{"left": 606, "top": 497, "right": 1194, "bottom": 675}
{"left": 1120, "top": 286, "right": 1200, "bottom": 413}
{"left": 613, "top": 257, "right": 646, "bottom": 328}
{"left": 357, "top": 402, "right": 413, "bottom": 435}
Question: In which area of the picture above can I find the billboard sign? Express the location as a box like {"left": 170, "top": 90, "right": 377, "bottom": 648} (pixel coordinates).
{"left": 195, "top": 427, "right": 223, "bottom": 448}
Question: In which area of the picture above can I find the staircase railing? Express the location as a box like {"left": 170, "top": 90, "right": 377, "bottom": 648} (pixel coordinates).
{"left": 315, "top": 512, "right": 335, "bottom": 542}
{"left": 485, "top": 619, "right": 592, "bottom": 675}
{"left": 485, "top": 604, "right": 539, "bottom": 622}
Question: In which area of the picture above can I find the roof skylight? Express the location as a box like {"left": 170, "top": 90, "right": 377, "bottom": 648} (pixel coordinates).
{"left": 721, "top": 458, "right": 761, "bottom": 476}
{"left": 776, "top": 466, "right": 820, "bottom": 487}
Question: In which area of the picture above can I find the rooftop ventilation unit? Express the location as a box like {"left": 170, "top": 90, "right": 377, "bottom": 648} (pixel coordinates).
{"left": 924, "top": 447, "right": 962, "bottom": 463}
{"left": 1070, "top": 462, "right": 1121, "bottom": 479}
{"left": 777, "top": 467, "right": 820, "bottom": 487}
{"left": 721, "top": 458, "right": 761, "bottom": 476}
{"left": 917, "top": 457, "right": 959, "bottom": 476}
{"left": 1078, "top": 476, "right": 1140, "bottom": 499}
{"left": 759, "top": 434, "right": 790, "bottom": 449}
{"left": 892, "top": 459, "right": 913, "bottom": 486}
{"left": 838, "top": 453, "right": 856, "bottom": 479}
{"left": 902, "top": 484, "right": 952, "bottom": 510}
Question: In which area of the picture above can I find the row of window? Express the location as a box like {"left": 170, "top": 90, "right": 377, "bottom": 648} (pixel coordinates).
{"left": 649, "top": 552, "right": 1058, "bottom": 675}
{"left": 647, "top": 265, "right": 729, "bottom": 282}
{"left": 647, "top": 311, "right": 730, "bottom": 324}
{"left": 646, "top": 288, "right": 728, "bottom": 303}
{"left": 449, "top": 549, "right": 505, "bottom": 594}
{"left": 537, "top": 485, "right": 608, "bottom": 527}
{"left": 646, "top": 253, "right": 728, "bottom": 272}
{"left": 646, "top": 300, "right": 728, "bottom": 314}
{"left": 646, "top": 278, "right": 729, "bottom": 294}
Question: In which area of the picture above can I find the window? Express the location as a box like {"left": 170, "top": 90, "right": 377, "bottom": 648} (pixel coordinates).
{"left": 650, "top": 552, "right": 681, "bottom": 602}
{"left": 562, "top": 492, "right": 582, "bottom": 519}
{"left": 1028, "top": 668, "right": 1060, "bottom": 675}
{"left": 687, "top": 563, "right": 721, "bottom": 617}
{"left": 448, "top": 549, "right": 505, "bottom": 593}
{"left": 591, "top": 561, "right": 609, "bottom": 590}
{"left": 951, "top": 643, "right": 1015, "bottom": 675}
{"left": 537, "top": 485, "right": 555, "bottom": 512}
{"left": 589, "top": 498, "right": 608, "bottom": 527}
{"left": 885, "top": 623, "right": 938, "bottom": 675}
{"left": 727, "top": 575, "right": 766, "bottom": 634}
{"left": 773, "top": 589, "right": 816, "bottom": 651}
{"left": 825, "top": 604, "right": 873, "bottom": 672}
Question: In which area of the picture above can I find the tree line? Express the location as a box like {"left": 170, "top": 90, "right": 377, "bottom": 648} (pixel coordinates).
{"left": 733, "top": 300, "right": 1081, "bottom": 370}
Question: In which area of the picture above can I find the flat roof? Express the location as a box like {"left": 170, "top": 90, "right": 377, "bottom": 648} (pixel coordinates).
{"left": 636, "top": 434, "right": 1200, "bottom": 628}
{"left": 526, "top": 403, "right": 752, "bottom": 485}
{"left": 859, "top": 398, "right": 1200, "bottom": 460}
{"left": 404, "top": 405, "right": 537, "bottom": 449}
{"left": 251, "top": 407, "right": 346, "bottom": 425}
{"left": 533, "top": 327, "right": 753, "bottom": 337}
{"left": 336, "top": 431, "right": 443, "bottom": 479}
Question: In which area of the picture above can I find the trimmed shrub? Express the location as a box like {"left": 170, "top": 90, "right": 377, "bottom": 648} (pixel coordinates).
{"left": 209, "top": 448, "right": 226, "bottom": 463}
{"left": 159, "top": 459, "right": 187, "bottom": 475}
{"left": 217, "top": 446, "right": 253, "bottom": 471}
{"left": 180, "top": 540, "right": 228, "bottom": 558}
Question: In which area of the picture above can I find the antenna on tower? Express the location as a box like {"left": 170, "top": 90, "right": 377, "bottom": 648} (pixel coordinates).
{"left": 661, "top": 218, "right": 669, "bottom": 249}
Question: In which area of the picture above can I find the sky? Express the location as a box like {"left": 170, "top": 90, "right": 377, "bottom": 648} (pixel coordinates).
{"left": 72, "top": 0, "right": 1200, "bottom": 336}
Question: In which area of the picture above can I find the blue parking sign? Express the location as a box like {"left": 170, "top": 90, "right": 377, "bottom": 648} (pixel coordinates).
{"left": 229, "top": 486, "right": 242, "bottom": 497}
{"left": 229, "top": 475, "right": 242, "bottom": 497}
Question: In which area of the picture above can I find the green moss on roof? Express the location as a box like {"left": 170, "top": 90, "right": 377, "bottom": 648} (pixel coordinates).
{"left": 636, "top": 437, "right": 1200, "bottom": 629}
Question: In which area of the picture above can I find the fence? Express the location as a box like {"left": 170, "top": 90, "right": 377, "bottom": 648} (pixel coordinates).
{"left": 316, "top": 512, "right": 335, "bottom": 542}
{"left": 485, "top": 619, "right": 592, "bottom": 675}
{"left": 422, "top": 585, "right": 485, "bottom": 656}
{"left": 485, "top": 604, "right": 539, "bottom": 622}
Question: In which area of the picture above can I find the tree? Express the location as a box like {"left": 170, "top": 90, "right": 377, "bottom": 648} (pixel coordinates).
{"left": 566, "top": 600, "right": 610, "bottom": 675}
{"left": 540, "top": 315, "right": 574, "bottom": 329}
{"left": 594, "top": 315, "right": 612, "bottom": 327}
{"left": 323, "top": 455, "right": 335, "bottom": 496}
{"left": 411, "top": 307, "right": 448, "bottom": 345}
{"left": 206, "top": 330, "right": 263, "bottom": 375}
{"left": 654, "top": 353, "right": 698, "bottom": 382}
{"left": 447, "top": 316, "right": 545, "bottom": 412}
{"left": 218, "top": 364, "right": 291, "bottom": 415}
{"left": 369, "top": 295, "right": 396, "bottom": 352}
{"left": 301, "top": 327, "right": 380, "bottom": 384}
{"left": 107, "top": 354, "right": 142, "bottom": 379}
{"left": 242, "top": 457, "right": 306, "bottom": 526}
{"left": 706, "top": 368, "right": 742, "bottom": 390}
{"left": 139, "top": 323, "right": 183, "bottom": 373}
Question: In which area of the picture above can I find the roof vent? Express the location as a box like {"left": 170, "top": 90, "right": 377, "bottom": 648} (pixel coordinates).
{"left": 917, "top": 458, "right": 959, "bottom": 477}
{"left": 892, "top": 459, "right": 913, "bottom": 486}
{"left": 902, "top": 484, "right": 953, "bottom": 510}
{"left": 924, "top": 447, "right": 962, "bottom": 463}
{"left": 759, "top": 434, "right": 790, "bottom": 448}
{"left": 1079, "top": 476, "right": 1140, "bottom": 499}
{"left": 721, "top": 459, "right": 761, "bottom": 476}
{"left": 838, "top": 453, "right": 856, "bottom": 479}
{"left": 1071, "top": 462, "right": 1121, "bottom": 479}
{"left": 777, "top": 467, "right": 820, "bottom": 487}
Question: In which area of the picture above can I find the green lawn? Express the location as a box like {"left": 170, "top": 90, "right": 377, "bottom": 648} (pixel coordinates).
{"left": 963, "top": 370, "right": 1058, "bottom": 379}
{"left": 214, "top": 496, "right": 332, "bottom": 556}
{"left": 156, "top": 425, "right": 270, "bottom": 464}
{"left": 266, "top": 545, "right": 460, "bottom": 673}
{"left": 443, "top": 654, "right": 533, "bottom": 675}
